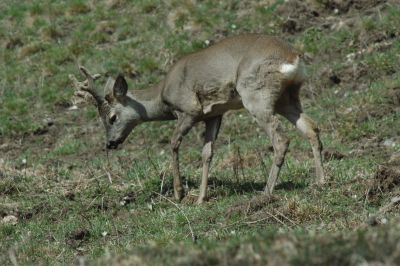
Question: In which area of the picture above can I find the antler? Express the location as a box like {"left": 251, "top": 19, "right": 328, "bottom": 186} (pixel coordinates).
{"left": 69, "top": 66, "right": 103, "bottom": 107}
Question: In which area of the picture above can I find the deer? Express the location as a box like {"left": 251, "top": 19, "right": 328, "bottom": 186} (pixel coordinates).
{"left": 69, "top": 34, "right": 325, "bottom": 204}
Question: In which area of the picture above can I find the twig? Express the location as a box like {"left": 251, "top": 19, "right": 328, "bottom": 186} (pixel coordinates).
{"left": 106, "top": 171, "right": 112, "bottom": 184}
{"left": 244, "top": 218, "right": 269, "bottom": 225}
{"left": 233, "top": 146, "right": 246, "bottom": 183}
{"left": 159, "top": 168, "right": 166, "bottom": 198}
{"left": 274, "top": 209, "right": 298, "bottom": 227}
{"left": 377, "top": 196, "right": 400, "bottom": 215}
{"left": 257, "top": 209, "right": 286, "bottom": 226}
{"left": 105, "top": 149, "right": 113, "bottom": 184}
{"left": 154, "top": 192, "right": 197, "bottom": 243}
{"left": 132, "top": 160, "right": 144, "bottom": 189}
{"left": 256, "top": 150, "right": 269, "bottom": 192}
{"left": 55, "top": 248, "right": 65, "bottom": 262}
{"left": 145, "top": 143, "right": 159, "bottom": 173}
{"left": 85, "top": 196, "right": 99, "bottom": 212}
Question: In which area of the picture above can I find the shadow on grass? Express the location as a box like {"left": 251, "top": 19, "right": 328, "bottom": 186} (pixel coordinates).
{"left": 275, "top": 180, "right": 308, "bottom": 191}
{"left": 205, "top": 177, "right": 307, "bottom": 196}
{"left": 138, "top": 174, "right": 308, "bottom": 203}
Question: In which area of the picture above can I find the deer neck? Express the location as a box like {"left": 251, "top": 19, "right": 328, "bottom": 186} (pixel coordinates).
{"left": 126, "top": 82, "right": 174, "bottom": 122}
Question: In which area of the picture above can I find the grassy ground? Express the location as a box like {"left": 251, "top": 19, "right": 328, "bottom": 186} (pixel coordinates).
{"left": 1, "top": 0, "right": 400, "bottom": 265}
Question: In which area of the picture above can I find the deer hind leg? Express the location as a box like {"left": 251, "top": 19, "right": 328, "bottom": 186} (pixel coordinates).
{"left": 296, "top": 113, "right": 325, "bottom": 184}
{"left": 237, "top": 73, "right": 289, "bottom": 195}
{"left": 276, "top": 84, "right": 325, "bottom": 184}
{"left": 197, "top": 116, "right": 222, "bottom": 204}
{"left": 170, "top": 113, "right": 195, "bottom": 200}
{"left": 264, "top": 116, "right": 290, "bottom": 194}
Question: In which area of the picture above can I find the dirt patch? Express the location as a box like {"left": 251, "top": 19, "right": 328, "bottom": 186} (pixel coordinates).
{"left": 331, "top": 64, "right": 370, "bottom": 91}
{"left": 356, "top": 87, "right": 400, "bottom": 124}
{"left": 250, "top": 199, "right": 327, "bottom": 225}
{"left": 16, "top": 203, "right": 50, "bottom": 221}
{"left": 227, "top": 194, "right": 330, "bottom": 226}
{"left": 349, "top": 137, "right": 391, "bottom": 159}
{"left": 276, "top": 1, "right": 321, "bottom": 34}
{"left": 369, "top": 158, "right": 400, "bottom": 200}
{"left": 66, "top": 229, "right": 92, "bottom": 250}
{"left": 226, "top": 194, "right": 276, "bottom": 218}
{"left": 316, "top": 0, "right": 387, "bottom": 14}
{"left": 216, "top": 149, "right": 271, "bottom": 172}
{"left": 276, "top": 0, "right": 388, "bottom": 36}
{"left": 388, "top": 87, "right": 400, "bottom": 106}
{"left": 323, "top": 148, "right": 346, "bottom": 161}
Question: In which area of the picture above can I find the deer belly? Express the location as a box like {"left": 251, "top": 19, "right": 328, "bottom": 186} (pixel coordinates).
{"left": 202, "top": 94, "right": 243, "bottom": 116}
{"left": 197, "top": 80, "right": 243, "bottom": 115}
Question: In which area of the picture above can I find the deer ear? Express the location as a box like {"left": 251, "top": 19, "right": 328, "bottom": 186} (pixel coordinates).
{"left": 104, "top": 77, "right": 115, "bottom": 100}
{"left": 113, "top": 74, "right": 128, "bottom": 99}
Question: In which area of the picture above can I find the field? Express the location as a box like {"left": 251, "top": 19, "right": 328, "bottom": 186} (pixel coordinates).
{"left": 1, "top": 0, "right": 400, "bottom": 265}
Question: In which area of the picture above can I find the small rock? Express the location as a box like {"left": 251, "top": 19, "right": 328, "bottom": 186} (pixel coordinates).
{"left": 367, "top": 215, "right": 378, "bottom": 226}
{"left": 2, "top": 215, "right": 18, "bottom": 225}
{"left": 119, "top": 195, "right": 134, "bottom": 206}
{"left": 383, "top": 139, "right": 396, "bottom": 148}
{"left": 68, "top": 105, "right": 79, "bottom": 111}
{"left": 343, "top": 107, "right": 353, "bottom": 114}
{"left": 42, "top": 117, "right": 54, "bottom": 127}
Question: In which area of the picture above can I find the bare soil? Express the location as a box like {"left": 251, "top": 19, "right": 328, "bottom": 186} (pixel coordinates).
{"left": 370, "top": 158, "right": 400, "bottom": 196}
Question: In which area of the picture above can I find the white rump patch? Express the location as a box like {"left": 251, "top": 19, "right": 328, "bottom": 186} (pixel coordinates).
{"left": 279, "top": 57, "right": 306, "bottom": 81}
{"left": 280, "top": 57, "right": 299, "bottom": 74}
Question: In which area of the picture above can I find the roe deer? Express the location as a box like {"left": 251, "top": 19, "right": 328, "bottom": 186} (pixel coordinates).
{"left": 69, "top": 34, "right": 325, "bottom": 204}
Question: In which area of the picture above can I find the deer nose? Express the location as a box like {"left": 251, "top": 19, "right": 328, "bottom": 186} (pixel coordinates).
{"left": 106, "top": 140, "right": 120, "bottom": 149}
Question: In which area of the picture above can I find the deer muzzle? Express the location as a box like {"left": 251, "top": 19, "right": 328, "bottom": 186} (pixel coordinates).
{"left": 106, "top": 139, "right": 122, "bottom": 150}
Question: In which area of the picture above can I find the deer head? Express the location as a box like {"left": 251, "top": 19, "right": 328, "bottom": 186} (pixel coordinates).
{"left": 69, "top": 66, "right": 142, "bottom": 149}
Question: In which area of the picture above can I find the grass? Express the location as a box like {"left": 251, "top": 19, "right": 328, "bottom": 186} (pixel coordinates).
{"left": 1, "top": 0, "right": 400, "bottom": 265}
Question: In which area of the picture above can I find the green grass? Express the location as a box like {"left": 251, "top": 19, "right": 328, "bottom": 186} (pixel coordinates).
{"left": 1, "top": 0, "right": 400, "bottom": 265}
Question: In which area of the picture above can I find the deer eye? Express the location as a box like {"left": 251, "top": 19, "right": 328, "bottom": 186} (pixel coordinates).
{"left": 109, "top": 114, "right": 117, "bottom": 125}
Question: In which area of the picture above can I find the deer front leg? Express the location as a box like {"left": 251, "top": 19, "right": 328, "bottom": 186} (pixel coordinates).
{"left": 170, "top": 114, "right": 195, "bottom": 201}
{"left": 198, "top": 116, "right": 222, "bottom": 204}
